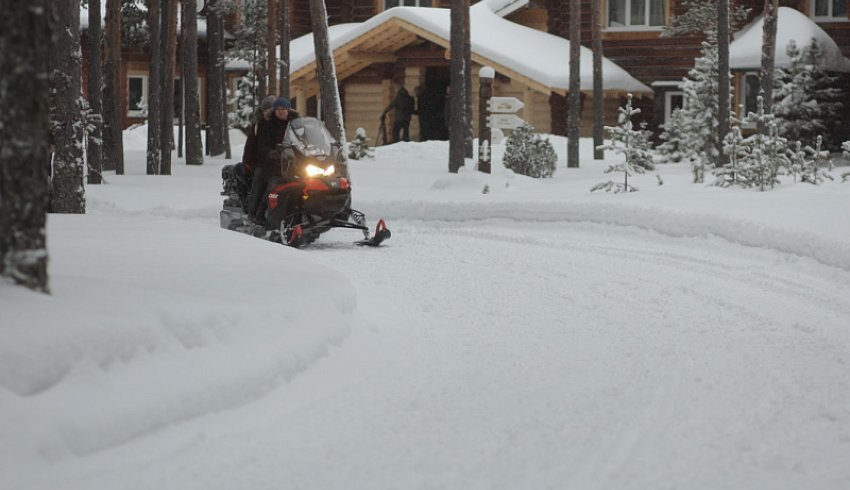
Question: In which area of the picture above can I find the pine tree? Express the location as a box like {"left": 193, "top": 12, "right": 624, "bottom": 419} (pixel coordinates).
{"left": 774, "top": 39, "right": 844, "bottom": 149}
{"left": 800, "top": 135, "right": 834, "bottom": 185}
{"left": 348, "top": 128, "right": 375, "bottom": 160}
{"left": 592, "top": 94, "right": 653, "bottom": 193}
{"left": 503, "top": 123, "right": 557, "bottom": 178}
{"left": 52, "top": 0, "right": 87, "bottom": 213}
{"left": 223, "top": 0, "right": 269, "bottom": 127}
{"left": 659, "top": 39, "right": 722, "bottom": 182}
{"left": 715, "top": 122, "right": 748, "bottom": 187}
{"left": 738, "top": 96, "right": 788, "bottom": 191}
{"left": 0, "top": 0, "right": 52, "bottom": 292}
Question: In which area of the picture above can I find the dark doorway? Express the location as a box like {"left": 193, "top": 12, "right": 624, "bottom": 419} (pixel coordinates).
{"left": 418, "top": 67, "right": 449, "bottom": 141}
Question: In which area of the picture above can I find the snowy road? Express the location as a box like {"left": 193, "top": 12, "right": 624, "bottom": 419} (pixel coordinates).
{"left": 83, "top": 218, "right": 849, "bottom": 490}
{"left": 291, "top": 220, "right": 850, "bottom": 489}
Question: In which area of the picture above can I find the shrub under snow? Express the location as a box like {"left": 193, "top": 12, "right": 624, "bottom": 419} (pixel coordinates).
{"left": 502, "top": 123, "right": 557, "bottom": 178}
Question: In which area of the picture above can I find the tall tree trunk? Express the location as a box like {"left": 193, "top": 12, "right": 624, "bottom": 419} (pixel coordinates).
{"left": 567, "top": 0, "right": 581, "bottom": 168}
{"left": 463, "top": 0, "right": 472, "bottom": 159}
{"left": 309, "top": 0, "right": 348, "bottom": 175}
{"left": 759, "top": 0, "right": 779, "bottom": 124}
{"left": 103, "top": 0, "right": 124, "bottom": 174}
{"left": 52, "top": 0, "right": 87, "bottom": 213}
{"left": 185, "top": 0, "right": 204, "bottom": 165}
{"left": 592, "top": 0, "right": 603, "bottom": 160}
{"left": 279, "top": 0, "right": 291, "bottom": 98}
{"left": 206, "top": 0, "right": 226, "bottom": 156}
{"left": 146, "top": 0, "right": 162, "bottom": 174}
{"left": 87, "top": 0, "right": 104, "bottom": 183}
{"left": 178, "top": 0, "right": 185, "bottom": 159}
{"left": 717, "top": 0, "right": 731, "bottom": 165}
{"left": 268, "top": 0, "right": 278, "bottom": 96}
{"left": 448, "top": 0, "right": 468, "bottom": 173}
{"left": 0, "top": 0, "right": 52, "bottom": 292}
{"left": 160, "top": 0, "right": 178, "bottom": 175}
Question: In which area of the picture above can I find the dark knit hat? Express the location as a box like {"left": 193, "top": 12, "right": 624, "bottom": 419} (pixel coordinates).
{"left": 272, "top": 97, "right": 291, "bottom": 110}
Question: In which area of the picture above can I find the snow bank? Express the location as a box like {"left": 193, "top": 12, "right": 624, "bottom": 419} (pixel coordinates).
{"left": 0, "top": 215, "right": 356, "bottom": 465}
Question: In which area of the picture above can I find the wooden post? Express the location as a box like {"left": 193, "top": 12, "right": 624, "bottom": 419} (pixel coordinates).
{"left": 477, "top": 66, "right": 494, "bottom": 174}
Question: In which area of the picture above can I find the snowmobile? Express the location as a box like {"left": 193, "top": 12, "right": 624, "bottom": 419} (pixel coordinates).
{"left": 220, "top": 117, "right": 391, "bottom": 248}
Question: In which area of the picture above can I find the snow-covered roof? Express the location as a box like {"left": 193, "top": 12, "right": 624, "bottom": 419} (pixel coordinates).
{"left": 729, "top": 7, "right": 850, "bottom": 72}
{"left": 228, "top": 3, "right": 651, "bottom": 95}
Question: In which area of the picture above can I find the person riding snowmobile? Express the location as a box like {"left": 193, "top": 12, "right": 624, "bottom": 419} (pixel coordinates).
{"left": 246, "top": 97, "right": 300, "bottom": 224}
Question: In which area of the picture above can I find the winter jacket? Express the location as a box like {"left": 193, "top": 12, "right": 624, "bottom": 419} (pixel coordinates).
{"left": 255, "top": 110, "right": 300, "bottom": 171}
{"left": 241, "top": 109, "right": 269, "bottom": 172}
{"left": 383, "top": 88, "right": 416, "bottom": 123}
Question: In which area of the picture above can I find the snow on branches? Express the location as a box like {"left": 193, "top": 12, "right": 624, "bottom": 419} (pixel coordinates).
{"left": 503, "top": 123, "right": 557, "bottom": 178}
{"left": 592, "top": 94, "right": 654, "bottom": 193}
{"left": 348, "top": 128, "right": 374, "bottom": 160}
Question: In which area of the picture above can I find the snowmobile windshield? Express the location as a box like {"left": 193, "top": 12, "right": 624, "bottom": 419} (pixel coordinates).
{"left": 284, "top": 117, "right": 336, "bottom": 158}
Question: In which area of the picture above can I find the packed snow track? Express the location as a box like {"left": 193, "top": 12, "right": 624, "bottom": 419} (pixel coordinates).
{"left": 47, "top": 217, "right": 849, "bottom": 490}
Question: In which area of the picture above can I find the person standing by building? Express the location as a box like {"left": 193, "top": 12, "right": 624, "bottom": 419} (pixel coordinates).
{"left": 381, "top": 85, "right": 416, "bottom": 143}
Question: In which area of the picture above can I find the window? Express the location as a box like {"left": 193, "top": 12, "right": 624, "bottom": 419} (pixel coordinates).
{"left": 127, "top": 75, "right": 148, "bottom": 117}
{"left": 383, "top": 0, "right": 432, "bottom": 9}
{"left": 738, "top": 72, "right": 761, "bottom": 125}
{"left": 607, "top": 0, "right": 665, "bottom": 29}
{"left": 664, "top": 90, "right": 684, "bottom": 125}
{"left": 812, "top": 0, "right": 848, "bottom": 20}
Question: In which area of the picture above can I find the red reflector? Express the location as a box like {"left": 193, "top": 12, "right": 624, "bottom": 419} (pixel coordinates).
{"left": 340, "top": 178, "right": 350, "bottom": 190}
{"left": 268, "top": 193, "right": 278, "bottom": 210}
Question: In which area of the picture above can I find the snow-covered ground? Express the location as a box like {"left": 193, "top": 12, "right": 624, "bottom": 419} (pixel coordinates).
{"left": 3, "top": 127, "right": 850, "bottom": 489}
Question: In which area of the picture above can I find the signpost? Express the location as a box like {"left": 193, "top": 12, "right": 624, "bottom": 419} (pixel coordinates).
{"left": 477, "top": 67, "right": 525, "bottom": 174}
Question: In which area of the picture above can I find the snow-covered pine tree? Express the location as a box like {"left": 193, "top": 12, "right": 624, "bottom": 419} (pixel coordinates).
{"left": 229, "top": 71, "right": 259, "bottom": 129}
{"left": 715, "top": 124, "right": 749, "bottom": 187}
{"left": 503, "top": 123, "right": 557, "bottom": 178}
{"left": 738, "top": 97, "right": 787, "bottom": 191}
{"left": 222, "top": 0, "right": 267, "bottom": 128}
{"left": 774, "top": 39, "right": 844, "bottom": 149}
{"left": 658, "top": 39, "right": 722, "bottom": 181}
{"left": 592, "top": 94, "right": 653, "bottom": 193}
{"left": 348, "top": 128, "right": 375, "bottom": 160}
{"left": 786, "top": 140, "right": 807, "bottom": 182}
{"left": 801, "top": 135, "right": 834, "bottom": 185}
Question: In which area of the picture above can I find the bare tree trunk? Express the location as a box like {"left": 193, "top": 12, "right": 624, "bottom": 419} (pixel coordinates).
{"left": 87, "top": 0, "right": 104, "bottom": 183}
{"left": 178, "top": 0, "right": 186, "bottom": 159}
{"left": 309, "top": 0, "right": 348, "bottom": 175}
{"left": 567, "top": 0, "right": 581, "bottom": 168}
{"left": 718, "top": 0, "right": 731, "bottom": 165}
{"left": 0, "top": 0, "right": 52, "bottom": 292}
{"left": 103, "top": 0, "right": 124, "bottom": 174}
{"left": 463, "top": 0, "right": 472, "bottom": 159}
{"left": 448, "top": 0, "right": 468, "bottom": 173}
{"left": 52, "top": 0, "right": 87, "bottom": 212}
{"left": 146, "top": 0, "right": 162, "bottom": 174}
{"left": 160, "top": 0, "right": 178, "bottom": 175}
{"left": 206, "top": 0, "right": 226, "bottom": 156}
{"left": 185, "top": 0, "right": 204, "bottom": 165}
{"left": 279, "top": 0, "right": 291, "bottom": 98}
{"left": 592, "top": 0, "right": 604, "bottom": 160}
{"left": 759, "top": 0, "right": 779, "bottom": 125}
{"left": 268, "top": 0, "right": 278, "bottom": 96}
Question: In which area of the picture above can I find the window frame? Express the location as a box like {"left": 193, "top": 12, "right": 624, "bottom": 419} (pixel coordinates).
{"left": 127, "top": 74, "right": 149, "bottom": 118}
{"left": 740, "top": 71, "right": 760, "bottom": 127}
{"left": 382, "top": 0, "right": 433, "bottom": 10}
{"left": 811, "top": 0, "right": 850, "bottom": 22}
{"left": 605, "top": 0, "right": 666, "bottom": 31}
{"left": 664, "top": 90, "right": 684, "bottom": 125}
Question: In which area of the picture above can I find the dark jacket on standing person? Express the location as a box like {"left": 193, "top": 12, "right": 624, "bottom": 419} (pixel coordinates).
{"left": 383, "top": 87, "right": 416, "bottom": 123}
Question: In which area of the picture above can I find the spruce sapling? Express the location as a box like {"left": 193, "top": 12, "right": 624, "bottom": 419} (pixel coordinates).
{"left": 592, "top": 94, "right": 654, "bottom": 193}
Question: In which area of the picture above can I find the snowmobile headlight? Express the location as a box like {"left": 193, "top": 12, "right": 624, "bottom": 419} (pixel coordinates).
{"left": 305, "top": 164, "right": 333, "bottom": 177}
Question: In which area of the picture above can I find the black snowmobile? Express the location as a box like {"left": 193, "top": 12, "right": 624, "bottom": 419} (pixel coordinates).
{"left": 220, "top": 117, "right": 391, "bottom": 248}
